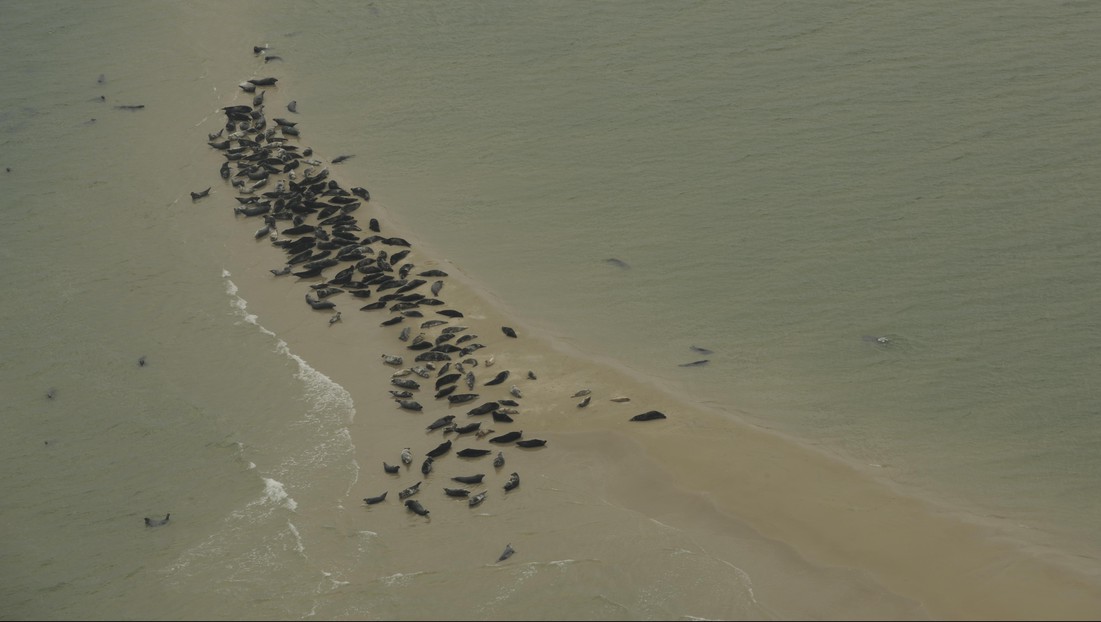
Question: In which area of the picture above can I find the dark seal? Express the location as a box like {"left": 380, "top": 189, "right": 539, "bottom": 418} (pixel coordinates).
{"left": 630, "top": 410, "right": 667, "bottom": 422}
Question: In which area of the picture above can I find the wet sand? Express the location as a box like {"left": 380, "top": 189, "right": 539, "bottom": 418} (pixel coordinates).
{"left": 203, "top": 82, "right": 1101, "bottom": 620}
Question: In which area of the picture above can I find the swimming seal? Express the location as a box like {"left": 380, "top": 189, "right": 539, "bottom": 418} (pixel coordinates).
{"left": 144, "top": 513, "right": 170, "bottom": 527}
{"left": 497, "top": 543, "right": 515, "bottom": 562}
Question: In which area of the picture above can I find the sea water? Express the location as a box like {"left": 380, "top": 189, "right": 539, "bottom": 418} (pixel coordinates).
{"left": 2, "top": 1, "right": 1100, "bottom": 619}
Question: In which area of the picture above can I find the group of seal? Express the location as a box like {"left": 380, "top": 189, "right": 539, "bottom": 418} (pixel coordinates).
{"left": 202, "top": 48, "right": 671, "bottom": 558}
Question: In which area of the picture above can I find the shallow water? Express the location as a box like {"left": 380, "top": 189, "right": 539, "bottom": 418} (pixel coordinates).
{"left": 3, "top": 1, "right": 1101, "bottom": 619}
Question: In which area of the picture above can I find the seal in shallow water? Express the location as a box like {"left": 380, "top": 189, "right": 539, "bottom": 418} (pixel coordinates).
{"left": 404, "top": 499, "right": 430, "bottom": 516}
{"left": 364, "top": 491, "right": 387, "bottom": 505}
{"left": 398, "top": 481, "right": 422, "bottom": 499}
{"left": 144, "top": 513, "right": 170, "bottom": 527}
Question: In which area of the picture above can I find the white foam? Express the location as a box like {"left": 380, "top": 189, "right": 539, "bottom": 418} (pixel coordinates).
{"left": 259, "top": 477, "right": 298, "bottom": 511}
{"left": 222, "top": 270, "right": 356, "bottom": 426}
{"left": 287, "top": 520, "right": 305, "bottom": 555}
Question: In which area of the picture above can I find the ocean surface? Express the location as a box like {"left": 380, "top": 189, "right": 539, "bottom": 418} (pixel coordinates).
{"left": 3, "top": 1, "right": 1101, "bottom": 619}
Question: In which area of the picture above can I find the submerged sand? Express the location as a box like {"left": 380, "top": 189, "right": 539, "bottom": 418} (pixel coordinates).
{"left": 201, "top": 80, "right": 1101, "bottom": 621}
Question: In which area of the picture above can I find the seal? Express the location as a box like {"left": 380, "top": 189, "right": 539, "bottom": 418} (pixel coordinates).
{"left": 497, "top": 543, "right": 515, "bottom": 562}
{"left": 468, "top": 491, "right": 487, "bottom": 507}
{"left": 426, "top": 440, "right": 452, "bottom": 458}
{"left": 501, "top": 326, "right": 518, "bottom": 338}
{"left": 404, "top": 499, "right": 430, "bottom": 517}
{"left": 516, "top": 439, "right": 547, "bottom": 448}
{"left": 577, "top": 396, "right": 591, "bottom": 408}
{"left": 490, "top": 431, "right": 522, "bottom": 444}
{"left": 144, "top": 513, "right": 170, "bottom": 527}
{"left": 452, "top": 422, "right": 481, "bottom": 435}
{"left": 484, "top": 370, "right": 509, "bottom": 386}
{"left": 457, "top": 448, "right": 491, "bottom": 458}
{"left": 467, "top": 401, "right": 498, "bottom": 417}
{"left": 435, "top": 373, "right": 461, "bottom": 390}
{"left": 447, "top": 393, "right": 479, "bottom": 404}
{"left": 398, "top": 399, "right": 423, "bottom": 411}
{"left": 631, "top": 410, "right": 667, "bottom": 422}
{"left": 401, "top": 447, "right": 413, "bottom": 465}
{"left": 191, "top": 187, "right": 211, "bottom": 201}
{"left": 421, "top": 456, "right": 434, "bottom": 476}
{"left": 444, "top": 487, "right": 470, "bottom": 498}
{"left": 383, "top": 462, "right": 400, "bottom": 474}
{"left": 451, "top": 474, "right": 485, "bottom": 485}
{"left": 398, "top": 481, "right": 422, "bottom": 500}
{"left": 363, "top": 492, "right": 387, "bottom": 505}
{"left": 679, "top": 359, "right": 709, "bottom": 367}
{"left": 426, "top": 415, "right": 455, "bottom": 431}
{"left": 503, "top": 472, "right": 520, "bottom": 492}
{"left": 493, "top": 451, "right": 505, "bottom": 469}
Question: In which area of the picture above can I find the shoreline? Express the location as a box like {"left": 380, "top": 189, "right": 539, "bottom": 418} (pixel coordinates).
{"left": 202, "top": 75, "right": 1101, "bottom": 619}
